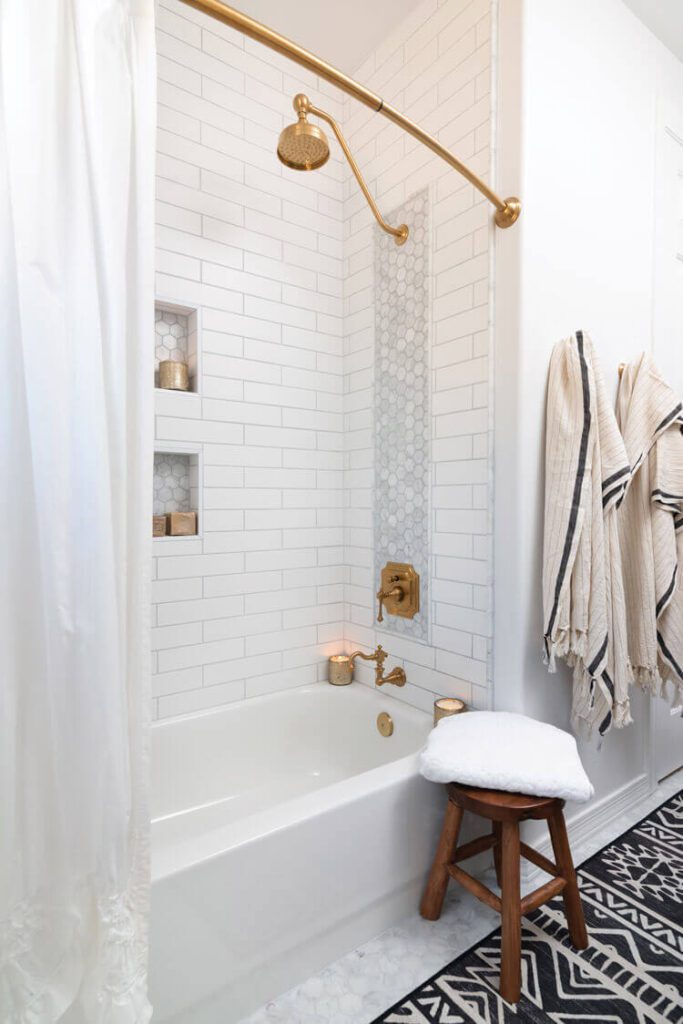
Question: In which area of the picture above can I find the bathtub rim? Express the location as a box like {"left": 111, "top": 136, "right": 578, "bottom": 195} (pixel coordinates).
{"left": 150, "top": 677, "right": 428, "bottom": 740}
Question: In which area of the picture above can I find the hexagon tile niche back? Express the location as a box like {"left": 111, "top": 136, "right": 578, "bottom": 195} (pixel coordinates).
{"left": 153, "top": 454, "right": 191, "bottom": 516}
{"left": 155, "top": 309, "right": 188, "bottom": 364}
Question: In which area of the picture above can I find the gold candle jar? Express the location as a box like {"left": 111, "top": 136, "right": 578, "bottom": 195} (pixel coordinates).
{"left": 159, "top": 359, "right": 190, "bottom": 391}
{"left": 434, "top": 697, "right": 467, "bottom": 726}
{"left": 328, "top": 654, "right": 353, "bottom": 686}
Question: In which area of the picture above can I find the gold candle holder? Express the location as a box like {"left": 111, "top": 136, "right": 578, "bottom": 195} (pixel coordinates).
{"left": 159, "top": 360, "right": 190, "bottom": 391}
{"left": 328, "top": 654, "right": 353, "bottom": 686}
{"left": 434, "top": 697, "right": 467, "bottom": 726}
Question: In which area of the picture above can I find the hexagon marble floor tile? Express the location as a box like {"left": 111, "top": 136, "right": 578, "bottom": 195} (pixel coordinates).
{"left": 240, "top": 769, "right": 683, "bottom": 1024}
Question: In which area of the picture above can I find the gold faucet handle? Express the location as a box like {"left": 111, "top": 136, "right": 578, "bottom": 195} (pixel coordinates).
{"left": 376, "top": 579, "right": 403, "bottom": 622}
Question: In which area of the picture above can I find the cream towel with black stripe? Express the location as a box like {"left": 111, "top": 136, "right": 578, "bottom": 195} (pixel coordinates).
{"left": 543, "top": 332, "right": 632, "bottom": 735}
{"left": 616, "top": 354, "right": 683, "bottom": 710}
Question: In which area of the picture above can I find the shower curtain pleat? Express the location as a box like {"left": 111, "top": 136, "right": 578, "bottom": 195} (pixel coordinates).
{"left": 0, "top": 2, "right": 155, "bottom": 1020}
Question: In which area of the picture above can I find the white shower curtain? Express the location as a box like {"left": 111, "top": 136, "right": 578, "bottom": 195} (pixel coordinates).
{"left": 0, "top": 2, "right": 155, "bottom": 1021}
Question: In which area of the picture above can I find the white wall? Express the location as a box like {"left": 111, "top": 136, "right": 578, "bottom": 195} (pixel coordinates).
{"left": 152, "top": 0, "right": 347, "bottom": 718}
{"left": 341, "top": 0, "right": 496, "bottom": 714}
{"left": 494, "top": 0, "right": 683, "bottom": 821}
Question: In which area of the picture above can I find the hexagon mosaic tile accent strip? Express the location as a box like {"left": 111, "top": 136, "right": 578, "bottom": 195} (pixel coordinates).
{"left": 153, "top": 452, "right": 191, "bottom": 515}
{"left": 374, "top": 189, "right": 430, "bottom": 642}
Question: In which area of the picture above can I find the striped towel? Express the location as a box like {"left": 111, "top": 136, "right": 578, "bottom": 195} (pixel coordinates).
{"left": 543, "top": 332, "right": 632, "bottom": 736}
{"left": 616, "top": 354, "right": 683, "bottom": 711}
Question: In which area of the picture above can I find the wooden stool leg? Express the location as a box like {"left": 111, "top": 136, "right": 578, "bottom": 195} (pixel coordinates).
{"left": 548, "top": 805, "right": 588, "bottom": 949}
{"left": 499, "top": 820, "right": 522, "bottom": 1003}
{"left": 493, "top": 822, "right": 502, "bottom": 886}
{"left": 420, "top": 798, "right": 463, "bottom": 920}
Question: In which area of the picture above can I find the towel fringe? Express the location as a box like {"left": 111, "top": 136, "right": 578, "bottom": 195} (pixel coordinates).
{"left": 613, "top": 699, "right": 633, "bottom": 730}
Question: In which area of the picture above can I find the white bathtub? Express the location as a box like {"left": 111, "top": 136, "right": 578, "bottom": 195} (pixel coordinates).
{"left": 149, "top": 681, "right": 442, "bottom": 1023}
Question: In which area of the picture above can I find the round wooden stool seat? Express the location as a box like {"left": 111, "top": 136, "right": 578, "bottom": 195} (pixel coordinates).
{"left": 421, "top": 782, "right": 588, "bottom": 1005}
{"left": 447, "top": 783, "right": 559, "bottom": 822}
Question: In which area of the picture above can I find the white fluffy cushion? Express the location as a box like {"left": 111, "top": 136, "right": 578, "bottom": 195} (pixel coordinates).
{"left": 420, "top": 711, "right": 593, "bottom": 803}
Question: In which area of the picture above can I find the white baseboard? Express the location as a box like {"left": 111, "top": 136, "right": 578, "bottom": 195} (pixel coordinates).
{"left": 522, "top": 772, "right": 652, "bottom": 886}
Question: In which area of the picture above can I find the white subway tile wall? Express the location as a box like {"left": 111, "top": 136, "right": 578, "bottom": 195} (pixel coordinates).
{"left": 341, "top": 0, "right": 493, "bottom": 714}
{"left": 153, "top": 0, "right": 493, "bottom": 719}
{"left": 153, "top": 0, "right": 346, "bottom": 718}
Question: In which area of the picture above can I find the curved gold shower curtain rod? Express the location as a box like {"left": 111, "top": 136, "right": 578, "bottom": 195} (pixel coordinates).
{"left": 179, "top": 0, "right": 522, "bottom": 229}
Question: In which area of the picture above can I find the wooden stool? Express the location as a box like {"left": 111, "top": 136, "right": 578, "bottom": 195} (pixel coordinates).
{"left": 420, "top": 783, "right": 588, "bottom": 1003}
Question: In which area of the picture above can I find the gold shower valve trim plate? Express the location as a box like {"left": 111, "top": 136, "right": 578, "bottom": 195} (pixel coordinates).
{"left": 377, "top": 562, "right": 420, "bottom": 622}
{"left": 179, "top": 0, "right": 521, "bottom": 230}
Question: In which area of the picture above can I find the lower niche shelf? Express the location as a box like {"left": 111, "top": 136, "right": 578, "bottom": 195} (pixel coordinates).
{"left": 153, "top": 450, "right": 200, "bottom": 538}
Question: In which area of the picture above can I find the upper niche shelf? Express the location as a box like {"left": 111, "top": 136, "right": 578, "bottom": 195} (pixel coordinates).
{"left": 154, "top": 299, "right": 199, "bottom": 394}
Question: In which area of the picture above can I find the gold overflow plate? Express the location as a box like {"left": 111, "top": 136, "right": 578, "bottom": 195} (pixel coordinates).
{"left": 377, "top": 562, "right": 420, "bottom": 623}
{"left": 377, "top": 712, "right": 394, "bottom": 737}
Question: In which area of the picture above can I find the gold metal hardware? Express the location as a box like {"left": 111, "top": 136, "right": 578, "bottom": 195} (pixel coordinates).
{"left": 277, "top": 94, "right": 330, "bottom": 171}
{"left": 618, "top": 362, "right": 626, "bottom": 379}
{"left": 376, "top": 580, "right": 402, "bottom": 623}
{"left": 433, "top": 697, "right": 467, "bottom": 726}
{"left": 377, "top": 711, "right": 394, "bottom": 737}
{"left": 178, "top": 0, "right": 521, "bottom": 229}
{"left": 376, "top": 562, "right": 419, "bottom": 623}
{"left": 348, "top": 645, "right": 406, "bottom": 687}
{"left": 278, "top": 95, "right": 408, "bottom": 245}
{"left": 494, "top": 198, "right": 522, "bottom": 229}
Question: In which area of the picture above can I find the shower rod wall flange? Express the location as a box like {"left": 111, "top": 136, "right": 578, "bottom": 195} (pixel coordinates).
{"left": 178, "top": 0, "right": 522, "bottom": 229}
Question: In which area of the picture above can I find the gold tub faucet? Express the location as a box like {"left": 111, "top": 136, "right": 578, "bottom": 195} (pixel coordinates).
{"left": 349, "top": 645, "right": 406, "bottom": 688}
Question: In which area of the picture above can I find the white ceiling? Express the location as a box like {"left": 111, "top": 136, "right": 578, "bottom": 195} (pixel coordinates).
{"left": 622, "top": 0, "right": 683, "bottom": 61}
{"left": 221, "top": 2, "right": 683, "bottom": 82}
{"left": 234, "top": 0, "right": 423, "bottom": 74}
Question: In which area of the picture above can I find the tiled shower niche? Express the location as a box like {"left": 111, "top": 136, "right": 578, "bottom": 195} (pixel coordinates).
{"left": 153, "top": 449, "right": 200, "bottom": 537}
{"left": 154, "top": 300, "right": 199, "bottom": 392}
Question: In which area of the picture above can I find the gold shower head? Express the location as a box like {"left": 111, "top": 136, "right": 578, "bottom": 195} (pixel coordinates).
{"left": 277, "top": 93, "right": 408, "bottom": 245}
{"left": 277, "top": 94, "right": 330, "bottom": 171}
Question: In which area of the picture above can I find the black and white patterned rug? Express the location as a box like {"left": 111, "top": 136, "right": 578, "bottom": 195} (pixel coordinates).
{"left": 372, "top": 790, "right": 683, "bottom": 1023}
